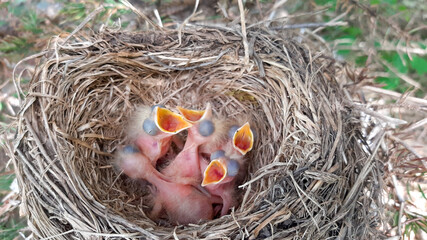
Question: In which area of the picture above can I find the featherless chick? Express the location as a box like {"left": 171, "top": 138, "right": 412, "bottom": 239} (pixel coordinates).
{"left": 128, "top": 105, "right": 191, "bottom": 166}
{"left": 116, "top": 145, "right": 220, "bottom": 225}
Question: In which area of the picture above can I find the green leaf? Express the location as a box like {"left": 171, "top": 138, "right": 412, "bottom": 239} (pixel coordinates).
{"left": 410, "top": 56, "right": 427, "bottom": 75}
{"left": 391, "top": 53, "right": 408, "bottom": 74}
{"left": 344, "top": 27, "right": 362, "bottom": 37}
{"left": 22, "top": 11, "right": 43, "bottom": 34}
{"left": 355, "top": 56, "right": 368, "bottom": 66}
{"left": 392, "top": 211, "right": 399, "bottom": 227}
{"left": 0, "top": 174, "right": 15, "bottom": 191}
{"left": 105, "top": 0, "right": 120, "bottom": 5}
{"left": 384, "top": 0, "right": 397, "bottom": 4}
{"left": 0, "top": 37, "right": 32, "bottom": 53}
{"left": 61, "top": 2, "right": 87, "bottom": 20}
{"left": 314, "top": 0, "right": 335, "bottom": 6}
{"left": 404, "top": 223, "right": 411, "bottom": 236}
{"left": 314, "top": 0, "right": 336, "bottom": 10}
{"left": 14, "top": 0, "right": 27, "bottom": 4}
{"left": 398, "top": 4, "right": 407, "bottom": 11}
{"left": 416, "top": 220, "right": 427, "bottom": 233}
{"left": 0, "top": 222, "right": 26, "bottom": 240}
{"left": 418, "top": 184, "right": 427, "bottom": 200}
{"left": 336, "top": 36, "right": 356, "bottom": 57}
{"left": 374, "top": 41, "right": 381, "bottom": 48}
{"left": 375, "top": 77, "right": 400, "bottom": 90}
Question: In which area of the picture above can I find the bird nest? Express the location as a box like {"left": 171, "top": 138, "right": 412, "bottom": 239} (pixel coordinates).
{"left": 11, "top": 23, "right": 383, "bottom": 239}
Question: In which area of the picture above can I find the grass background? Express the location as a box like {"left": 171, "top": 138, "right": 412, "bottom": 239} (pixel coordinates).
{"left": 0, "top": 0, "right": 426, "bottom": 239}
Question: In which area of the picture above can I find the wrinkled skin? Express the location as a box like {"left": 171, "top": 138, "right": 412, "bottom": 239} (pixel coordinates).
{"left": 161, "top": 116, "right": 218, "bottom": 185}
{"left": 134, "top": 131, "right": 173, "bottom": 165}
{"left": 116, "top": 146, "right": 220, "bottom": 224}
{"left": 200, "top": 156, "right": 238, "bottom": 216}
{"left": 129, "top": 105, "right": 190, "bottom": 166}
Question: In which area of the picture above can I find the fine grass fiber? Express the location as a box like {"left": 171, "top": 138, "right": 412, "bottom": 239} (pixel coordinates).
{"left": 8, "top": 15, "right": 385, "bottom": 240}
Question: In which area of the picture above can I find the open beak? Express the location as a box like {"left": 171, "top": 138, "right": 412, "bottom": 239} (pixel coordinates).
{"left": 154, "top": 106, "right": 192, "bottom": 134}
{"left": 177, "top": 103, "right": 212, "bottom": 123}
{"left": 232, "top": 122, "right": 254, "bottom": 155}
{"left": 202, "top": 158, "right": 227, "bottom": 186}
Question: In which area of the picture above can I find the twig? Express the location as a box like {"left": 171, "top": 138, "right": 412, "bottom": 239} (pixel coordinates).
{"left": 246, "top": 201, "right": 286, "bottom": 236}
{"left": 148, "top": 49, "right": 230, "bottom": 71}
{"left": 312, "top": 11, "right": 349, "bottom": 34}
{"left": 41, "top": 229, "right": 142, "bottom": 240}
{"left": 349, "top": 0, "right": 411, "bottom": 40}
{"left": 252, "top": 208, "right": 290, "bottom": 238}
{"left": 265, "top": 0, "right": 289, "bottom": 27}
{"left": 62, "top": 6, "right": 105, "bottom": 45}
{"left": 402, "top": 118, "right": 427, "bottom": 133}
{"left": 347, "top": 101, "right": 408, "bottom": 125}
{"left": 388, "top": 134, "right": 427, "bottom": 169}
{"left": 153, "top": 9, "right": 163, "bottom": 28}
{"left": 289, "top": 171, "right": 320, "bottom": 231}
{"left": 386, "top": 158, "right": 406, "bottom": 203}
{"left": 271, "top": 21, "right": 347, "bottom": 30}
{"left": 177, "top": 0, "right": 199, "bottom": 46}
{"left": 237, "top": 0, "right": 250, "bottom": 66}
{"left": 335, "top": 44, "right": 427, "bottom": 55}
{"left": 343, "top": 130, "right": 386, "bottom": 207}
{"left": 120, "top": 0, "right": 161, "bottom": 30}
{"left": 12, "top": 51, "right": 49, "bottom": 102}
{"left": 248, "top": 8, "right": 329, "bottom": 29}
{"left": 397, "top": 202, "right": 405, "bottom": 237}
{"left": 362, "top": 86, "right": 427, "bottom": 107}
{"left": 378, "top": 58, "right": 421, "bottom": 89}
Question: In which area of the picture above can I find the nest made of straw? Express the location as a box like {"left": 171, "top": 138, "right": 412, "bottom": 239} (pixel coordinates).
{"left": 11, "top": 24, "right": 383, "bottom": 239}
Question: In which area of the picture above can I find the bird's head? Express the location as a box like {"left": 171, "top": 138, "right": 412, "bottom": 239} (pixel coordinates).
{"left": 202, "top": 150, "right": 240, "bottom": 186}
{"left": 228, "top": 122, "right": 254, "bottom": 155}
{"left": 177, "top": 103, "right": 212, "bottom": 123}
{"left": 143, "top": 105, "right": 192, "bottom": 136}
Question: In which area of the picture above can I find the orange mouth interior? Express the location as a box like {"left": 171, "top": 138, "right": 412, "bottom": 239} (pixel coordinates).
{"left": 177, "top": 107, "right": 206, "bottom": 122}
{"left": 155, "top": 107, "right": 192, "bottom": 133}
{"left": 202, "top": 160, "right": 226, "bottom": 186}
{"left": 233, "top": 123, "right": 254, "bottom": 154}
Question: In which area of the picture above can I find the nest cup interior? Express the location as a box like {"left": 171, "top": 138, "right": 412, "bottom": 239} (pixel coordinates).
{"left": 15, "top": 27, "right": 380, "bottom": 239}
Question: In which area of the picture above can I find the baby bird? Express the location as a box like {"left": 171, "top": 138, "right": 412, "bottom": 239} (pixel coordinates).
{"left": 128, "top": 105, "right": 192, "bottom": 166}
{"left": 199, "top": 121, "right": 254, "bottom": 159}
{"left": 161, "top": 103, "right": 226, "bottom": 185}
{"left": 200, "top": 150, "right": 241, "bottom": 216}
{"left": 202, "top": 150, "right": 240, "bottom": 186}
{"left": 116, "top": 145, "right": 220, "bottom": 225}
{"left": 115, "top": 145, "right": 167, "bottom": 180}
{"left": 200, "top": 122, "right": 254, "bottom": 216}
{"left": 223, "top": 122, "right": 254, "bottom": 159}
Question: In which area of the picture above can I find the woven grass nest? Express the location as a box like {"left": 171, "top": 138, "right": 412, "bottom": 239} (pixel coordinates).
{"left": 12, "top": 22, "right": 383, "bottom": 239}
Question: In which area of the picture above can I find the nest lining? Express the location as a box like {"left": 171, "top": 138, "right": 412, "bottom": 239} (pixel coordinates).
{"left": 12, "top": 26, "right": 382, "bottom": 239}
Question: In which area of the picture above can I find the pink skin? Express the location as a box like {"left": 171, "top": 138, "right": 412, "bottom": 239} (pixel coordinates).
{"left": 161, "top": 126, "right": 211, "bottom": 185}
{"left": 134, "top": 131, "right": 173, "bottom": 165}
{"left": 116, "top": 147, "right": 220, "bottom": 225}
{"left": 116, "top": 146, "right": 169, "bottom": 181}
{"left": 206, "top": 183, "right": 236, "bottom": 216}
{"left": 200, "top": 157, "right": 237, "bottom": 216}
{"left": 197, "top": 123, "right": 253, "bottom": 216}
{"left": 161, "top": 104, "right": 216, "bottom": 185}
{"left": 130, "top": 105, "right": 190, "bottom": 166}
